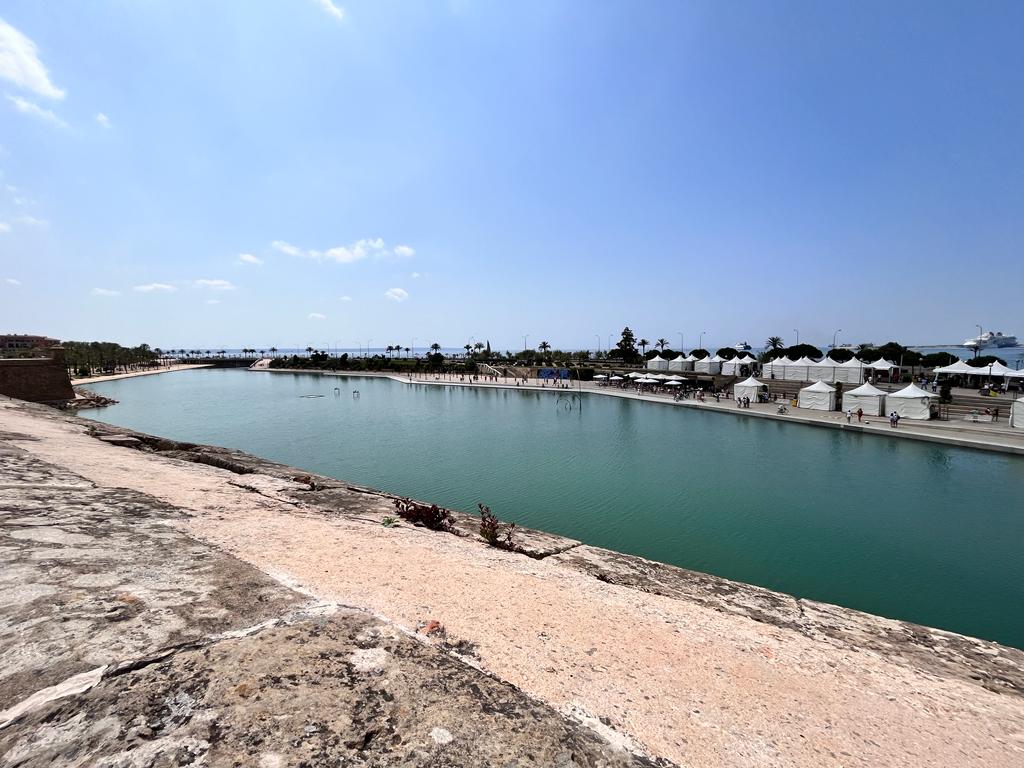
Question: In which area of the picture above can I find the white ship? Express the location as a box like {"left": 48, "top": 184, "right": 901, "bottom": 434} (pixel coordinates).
{"left": 962, "top": 330, "right": 1018, "bottom": 349}
{"left": 732, "top": 341, "right": 752, "bottom": 352}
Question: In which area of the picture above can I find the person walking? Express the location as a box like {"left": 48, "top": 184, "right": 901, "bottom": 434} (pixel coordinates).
{"left": 857, "top": 407, "right": 863, "bottom": 423}
{"left": 846, "top": 408, "right": 852, "bottom": 423}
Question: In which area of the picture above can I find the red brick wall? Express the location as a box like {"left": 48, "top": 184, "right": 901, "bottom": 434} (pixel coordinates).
{"left": 0, "top": 354, "right": 75, "bottom": 402}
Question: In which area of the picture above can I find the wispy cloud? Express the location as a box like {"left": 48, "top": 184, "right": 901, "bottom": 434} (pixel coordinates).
{"left": 95, "top": 112, "right": 110, "bottom": 128}
{"left": 339, "top": 295, "right": 352, "bottom": 302}
{"left": 194, "top": 278, "right": 235, "bottom": 290}
{"left": 14, "top": 214, "right": 46, "bottom": 227}
{"left": 236, "top": 253, "right": 263, "bottom": 265}
{"left": 410, "top": 271, "right": 420, "bottom": 278}
{"left": 0, "top": 19, "right": 65, "bottom": 100}
{"left": 308, "top": 312, "right": 327, "bottom": 320}
{"left": 5, "top": 94, "right": 66, "bottom": 127}
{"left": 133, "top": 282, "right": 176, "bottom": 293}
{"left": 384, "top": 287, "right": 409, "bottom": 302}
{"left": 0, "top": 222, "right": 9, "bottom": 233}
{"left": 205, "top": 299, "right": 221, "bottom": 305}
{"left": 314, "top": 0, "right": 345, "bottom": 22}
{"left": 91, "top": 287, "right": 120, "bottom": 296}
{"left": 272, "top": 237, "right": 412, "bottom": 265}
{"left": 4, "top": 277, "right": 20, "bottom": 285}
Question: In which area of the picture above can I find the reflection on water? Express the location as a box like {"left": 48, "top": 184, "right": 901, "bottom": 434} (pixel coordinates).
{"left": 84, "top": 369, "right": 1024, "bottom": 648}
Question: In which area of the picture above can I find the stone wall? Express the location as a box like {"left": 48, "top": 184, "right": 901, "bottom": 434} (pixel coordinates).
{"left": 0, "top": 349, "right": 74, "bottom": 402}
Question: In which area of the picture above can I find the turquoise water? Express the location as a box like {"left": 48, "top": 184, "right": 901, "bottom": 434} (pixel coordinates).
{"left": 83, "top": 369, "right": 1024, "bottom": 648}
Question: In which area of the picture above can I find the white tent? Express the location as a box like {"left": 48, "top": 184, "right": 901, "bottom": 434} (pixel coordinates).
{"left": 982, "top": 361, "right": 1024, "bottom": 379}
{"left": 842, "top": 382, "right": 887, "bottom": 416}
{"left": 668, "top": 354, "right": 692, "bottom": 372}
{"left": 810, "top": 356, "right": 839, "bottom": 382}
{"left": 734, "top": 376, "right": 767, "bottom": 402}
{"left": 786, "top": 356, "right": 820, "bottom": 382}
{"left": 646, "top": 354, "right": 669, "bottom": 371}
{"left": 887, "top": 383, "right": 936, "bottom": 420}
{"left": 1011, "top": 397, "right": 1024, "bottom": 429}
{"left": 833, "top": 357, "right": 865, "bottom": 384}
{"left": 933, "top": 359, "right": 976, "bottom": 375}
{"left": 797, "top": 380, "right": 836, "bottom": 411}
{"left": 867, "top": 358, "right": 898, "bottom": 371}
{"left": 720, "top": 357, "right": 744, "bottom": 375}
{"left": 762, "top": 356, "right": 794, "bottom": 379}
{"left": 694, "top": 356, "right": 721, "bottom": 375}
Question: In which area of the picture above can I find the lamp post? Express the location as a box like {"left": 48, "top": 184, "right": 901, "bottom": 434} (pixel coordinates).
{"left": 411, "top": 337, "right": 416, "bottom": 358}
{"left": 607, "top": 333, "right": 614, "bottom": 352}
{"left": 699, "top": 331, "right": 706, "bottom": 351}
{"left": 678, "top": 332, "right": 684, "bottom": 354}
{"left": 334, "top": 339, "right": 344, "bottom": 358}
{"left": 366, "top": 339, "right": 372, "bottom": 358}
{"left": 523, "top": 334, "right": 530, "bottom": 352}
{"left": 832, "top": 329, "right": 842, "bottom": 348}
{"left": 794, "top": 328, "right": 800, "bottom": 345}
{"left": 594, "top": 334, "right": 601, "bottom": 358}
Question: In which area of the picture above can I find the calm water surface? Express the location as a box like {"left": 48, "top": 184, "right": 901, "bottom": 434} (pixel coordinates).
{"left": 84, "top": 370, "right": 1024, "bottom": 648}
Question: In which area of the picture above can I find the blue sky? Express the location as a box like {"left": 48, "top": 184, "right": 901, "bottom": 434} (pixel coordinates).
{"left": 1, "top": 1, "right": 1022, "bottom": 352}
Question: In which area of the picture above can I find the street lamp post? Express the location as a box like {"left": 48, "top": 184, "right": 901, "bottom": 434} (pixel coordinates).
{"left": 594, "top": 334, "right": 601, "bottom": 358}
{"left": 794, "top": 329, "right": 800, "bottom": 345}
{"left": 411, "top": 337, "right": 416, "bottom": 358}
{"left": 523, "top": 334, "right": 530, "bottom": 352}
{"left": 678, "top": 332, "right": 684, "bottom": 354}
{"left": 832, "top": 329, "right": 842, "bottom": 348}
{"left": 699, "top": 331, "right": 706, "bottom": 351}
{"left": 366, "top": 340, "right": 372, "bottom": 358}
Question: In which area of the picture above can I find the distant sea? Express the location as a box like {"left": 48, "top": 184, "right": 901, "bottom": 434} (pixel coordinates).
{"left": 909, "top": 345, "right": 1024, "bottom": 370}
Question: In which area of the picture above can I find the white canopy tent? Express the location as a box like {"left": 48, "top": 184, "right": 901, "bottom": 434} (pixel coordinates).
{"left": 762, "top": 356, "right": 794, "bottom": 379}
{"left": 810, "top": 356, "right": 839, "bottom": 382}
{"left": 933, "top": 359, "right": 976, "bottom": 376}
{"left": 785, "top": 356, "right": 820, "bottom": 382}
{"left": 734, "top": 376, "right": 767, "bottom": 402}
{"left": 833, "top": 357, "right": 865, "bottom": 384}
{"left": 797, "top": 380, "right": 836, "bottom": 410}
{"left": 887, "top": 383, "right": 936, "bottom": 420}
{"left": 1011, "top": 397, "right": 1024, "bottom": 429}
{"left": 982, "top": 361, "right": 1024, "bottom": 379}
{"left": 842, "top": 382, "right": 887, "bottom": 416}
{"left": 668, "top": 354, "right": 693, "bottom": 372}
{"left": 694, "top": 356, "right": 721, "bottom": 375}
{"left": 721, "top": 356, "right": 755, "bottom": 376}
{"left": 646, "top": 354, "right": 669, "bottom": 371}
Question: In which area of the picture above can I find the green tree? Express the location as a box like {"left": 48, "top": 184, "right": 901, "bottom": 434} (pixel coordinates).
{"left": 765, "top": 336, "right": 784, "bottom": 351}
{"left": 538, "top": 341, "right": 551, "bottom": 354}
{"left": 612, "top": 327, "right": 639, "bottom": 363}
{"left": 638, "top": 338, "right": 649, "bottom": 355}
{"left": 430, "top": 342, "right": 441, "bottom": 353}
{"left": 656, "top": 338, "right": 668, "bottom": 351}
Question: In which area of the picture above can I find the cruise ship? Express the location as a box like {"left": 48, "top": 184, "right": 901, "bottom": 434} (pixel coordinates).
{"left": 962, "top": 330, "right": 1018, "bottom": 349}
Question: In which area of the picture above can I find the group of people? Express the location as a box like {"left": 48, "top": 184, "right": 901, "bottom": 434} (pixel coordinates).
{"left": 735, "top": 396, "right": 752, "bottom": 409}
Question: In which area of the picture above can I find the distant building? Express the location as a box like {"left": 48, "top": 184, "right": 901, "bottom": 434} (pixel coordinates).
{"left": 0, "top": 334, "right": 62, "bottom": 351}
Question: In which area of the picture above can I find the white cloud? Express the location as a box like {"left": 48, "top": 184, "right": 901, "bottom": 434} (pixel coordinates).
{"left": 14, "top": 214, "right": 46, "bottom": 227}
{"left": 236, "top": 253, "right": 263, "bottom": 265}
{"left": 133, "top": 282, "right": 176, "bottom": 293}
{"left": 314, "top": 0, "right": 345, "bottom": 22}
{"left": 0, "top": 19, "right": 65, "bottom": 100}
{"left": 384, "top": 287, "right": 409, "bottom": 302}
{"left": 410, "top": 271, "right": 420, "bottom": 278}
{"left": 95, "top": 112, "right": 110, "bottom": 128}
{"left": 205, "top": 299, "right": 221, "bottom": 305}
{"left": 339, "top": 295, "right": 352, "bottom": 302}
{"left": 0, "top": 222, "right": 9, "bottom": 233}
{"left": 91, "top": 287, "right": 120, "bottom": 296}
{"left": 5, "top": 94, "right": 66, "bottom": 127}
{"left": 194, "top": 278, "right": 235, "bottom": 290}
{"left": 4, "top": 277, "right": 20, "bottom": 285}
{"left": 308, "top": 312, "right": 326, "bottom": 320}
{"left": 272, "top": 237, "right": 410, "bottom": 265}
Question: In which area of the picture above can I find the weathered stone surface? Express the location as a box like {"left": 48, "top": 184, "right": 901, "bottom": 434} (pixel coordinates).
{"left": 1, "top": 610, "right": 659, "bottom": 767}
{"left": 548, "top": 544, "right": 1024, "bottom": 697}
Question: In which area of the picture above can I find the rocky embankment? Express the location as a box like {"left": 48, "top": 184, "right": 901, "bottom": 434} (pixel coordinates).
{"left": 2, "top": 397, "right": 1023, "bottom": 767}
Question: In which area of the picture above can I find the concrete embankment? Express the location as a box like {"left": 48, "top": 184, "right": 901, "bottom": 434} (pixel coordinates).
{"left": 2, "top": 396, "right": 1024, "bottom": 767}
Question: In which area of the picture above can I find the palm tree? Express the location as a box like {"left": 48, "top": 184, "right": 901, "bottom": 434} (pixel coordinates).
{"left": 269, "top": 347, "right": 278, "bottom": 356}
{"left": 474, "top": 341, "right": 485, "bottom": 355}
{"left": 538, "top": 341, "right": 551, "bottom": 353}
{"left": 765, "top": 336, "right": 784, "bottom": 351}
{"left": 464, "top": 344, "right": 472, "bottom": 357}
{"left": 386, "top": 345, "right": 394, "bottom": 358}
{"left": 430, "top": 342, "right": 441, "bottom": 354}
{"left": 305, "top": 346, "right": 314, "bottom": 356}
{"left": 638, "top": 338, "right": 649, "bottom": 355}
{"left": 404, "top": 346, "right": 410, "bottom": 357}
{"left": 656, "top": 338, "right": 668, "bottom": 351}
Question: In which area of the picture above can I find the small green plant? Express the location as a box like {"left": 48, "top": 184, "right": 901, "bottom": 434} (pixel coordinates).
{"left": 478, "top": 503, "right": 517, "bottom": 550}
{"left": 381, "top": 516, "right": 397, "bottom": 528}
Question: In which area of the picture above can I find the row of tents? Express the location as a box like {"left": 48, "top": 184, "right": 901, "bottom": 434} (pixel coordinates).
{"left": 648, "top": 353, "right": 1024, "bottom": 386}
{"left": 734, "top": 377, "right": 937, "bottom": 419}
